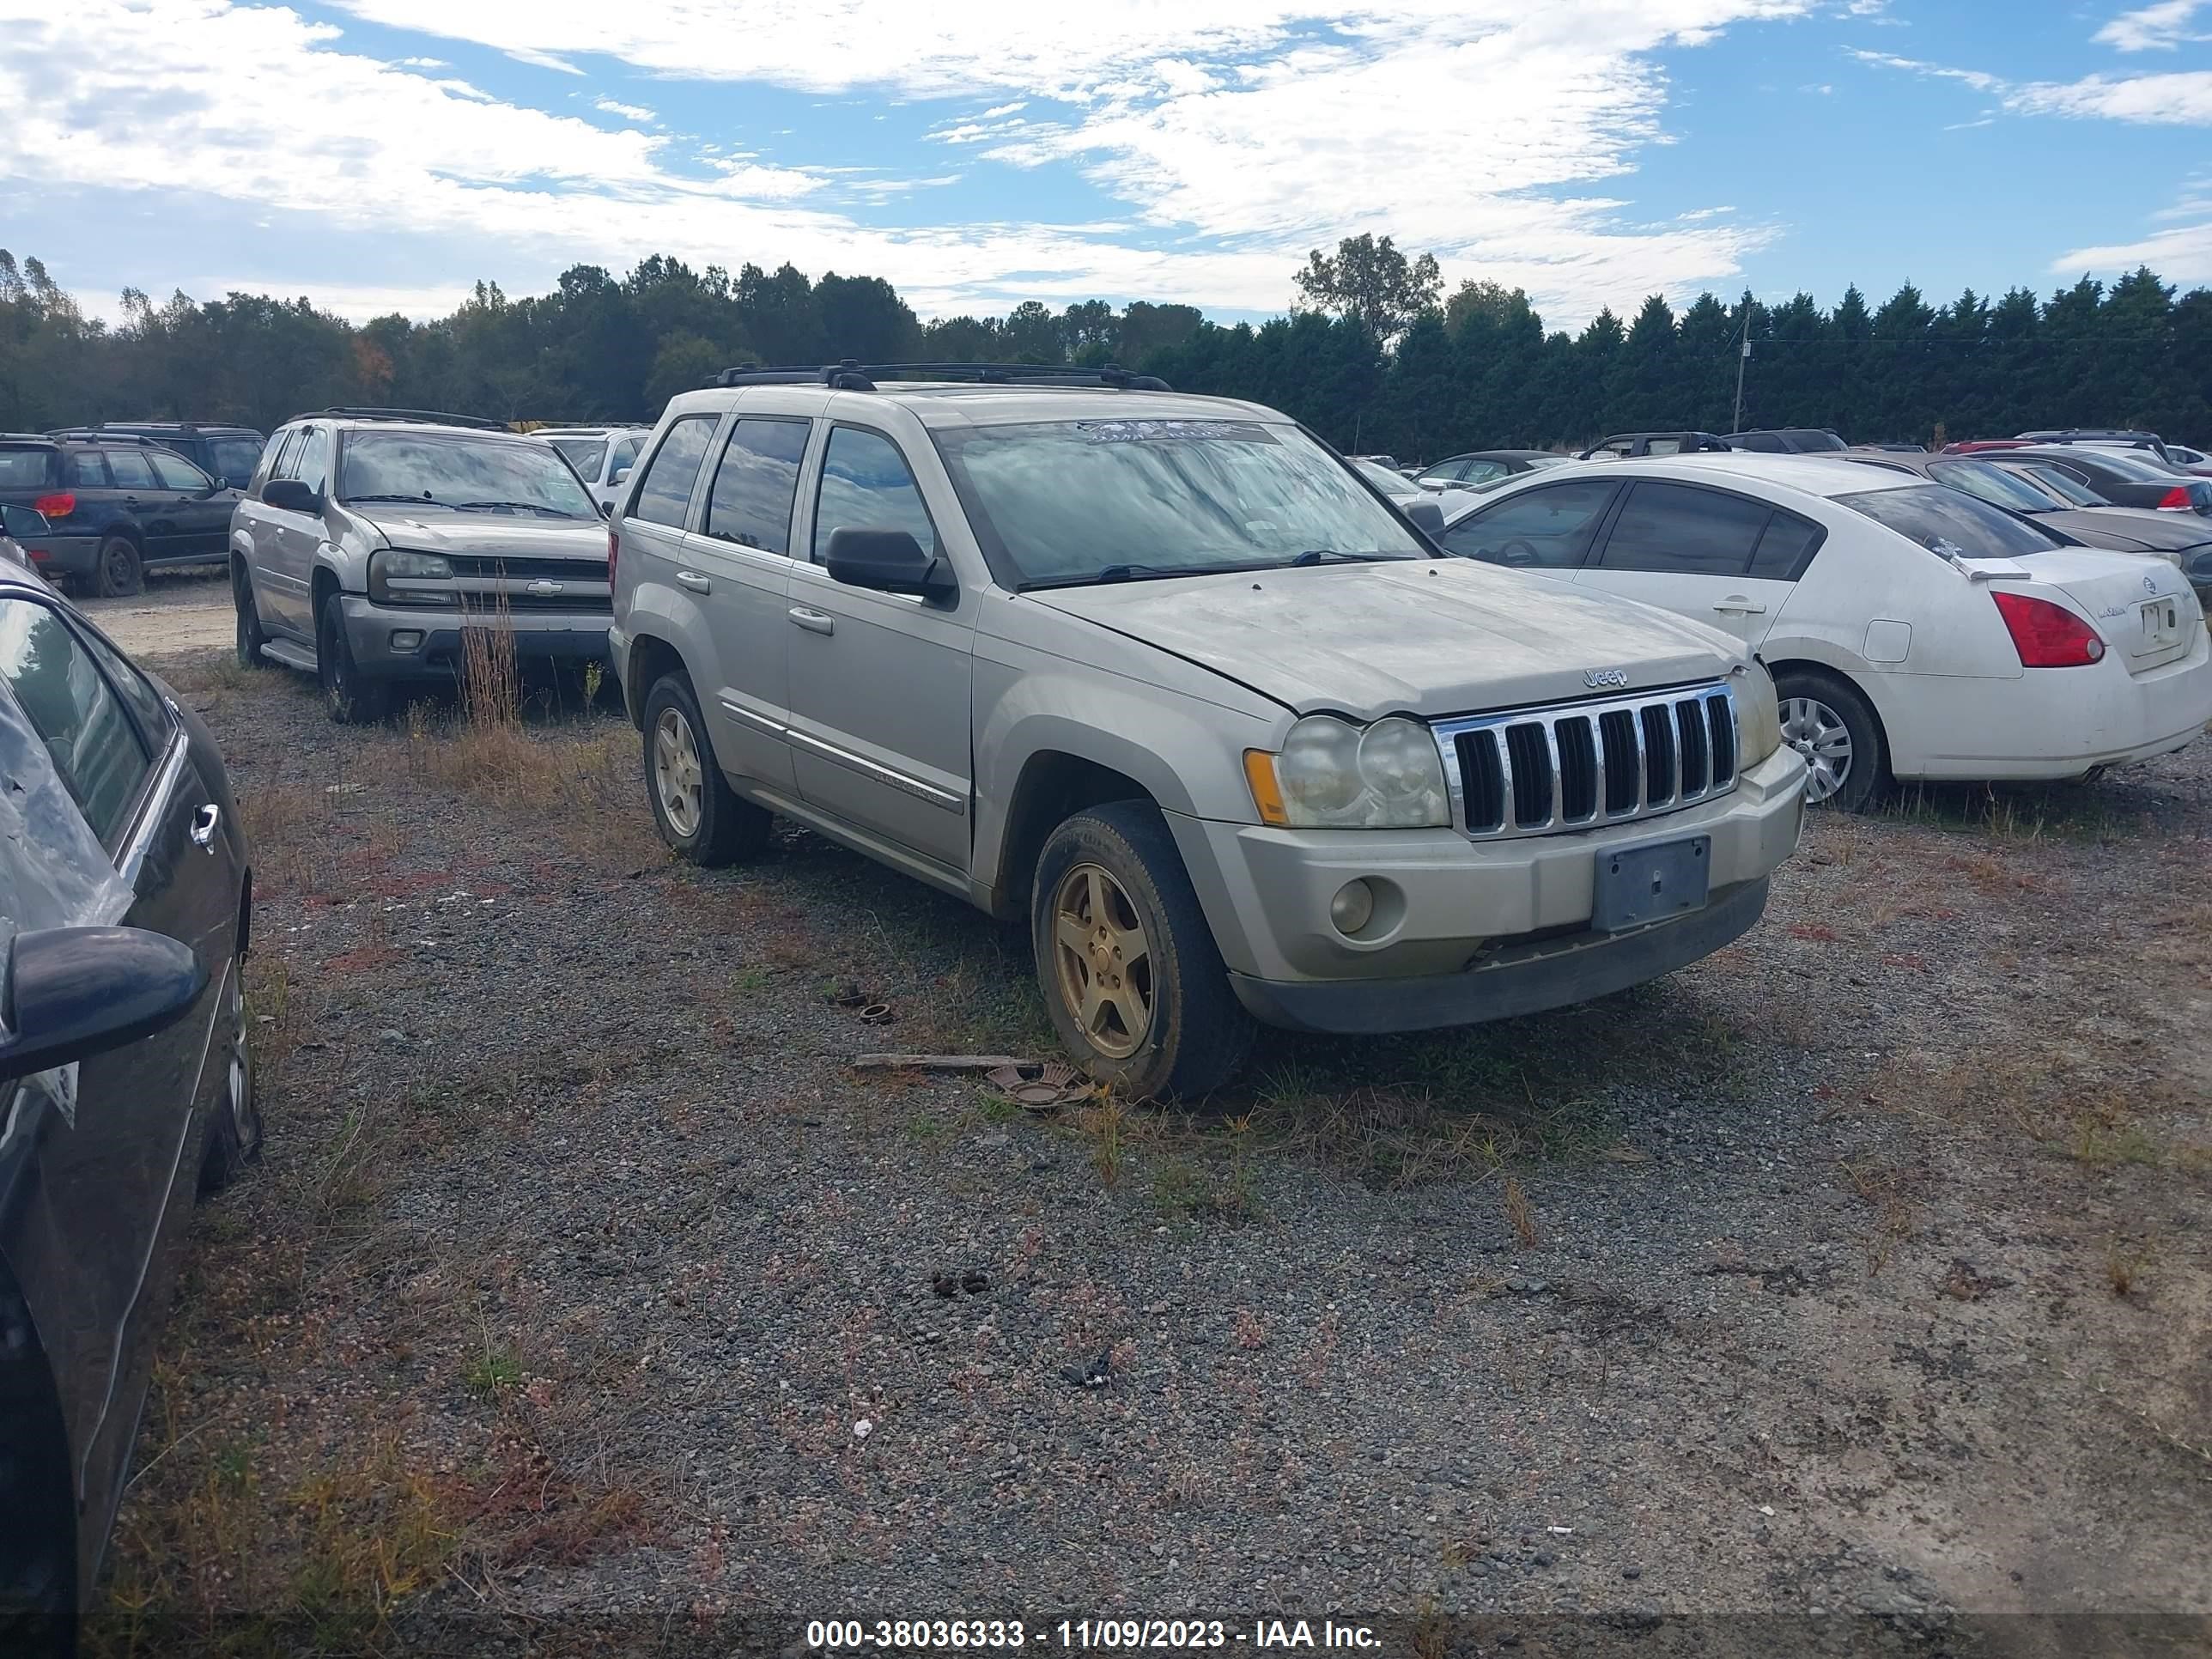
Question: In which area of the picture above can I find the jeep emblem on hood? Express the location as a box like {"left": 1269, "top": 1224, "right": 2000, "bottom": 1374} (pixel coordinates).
{"left": 1583, "top": 668, "right": 1630, "bottom": 690}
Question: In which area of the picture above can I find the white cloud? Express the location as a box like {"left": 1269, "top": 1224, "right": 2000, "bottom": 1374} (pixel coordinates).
{"left": 1854, "top": 46, "right": 2212, "bottom": 125}
{"left": 395, "top": 54, "right": 447, "bottom": 67}
{"left": 593, "top": 96, "right": 657, "bottom": 123}
{"left": 2058, "top": 219, "right": 2212, "bottom": 283}
{"left": 2094, "top": 1, "right": 2212, "bottom": 52}
{"left": 0, "top": 0, "right": 1815, "bottom": 324}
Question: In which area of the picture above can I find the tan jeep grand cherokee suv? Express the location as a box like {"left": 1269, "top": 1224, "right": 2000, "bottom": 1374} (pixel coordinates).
{"left": 608, "top": 362, "right": 1808, "bottom": 1097}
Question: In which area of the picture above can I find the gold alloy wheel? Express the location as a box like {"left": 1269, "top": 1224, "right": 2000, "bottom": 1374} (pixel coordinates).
{"left": 653, "top": 707, "right": 704, "bottom": 838}
{"left": 1050, "top": 862, "right": 1156, "bottom": 1060}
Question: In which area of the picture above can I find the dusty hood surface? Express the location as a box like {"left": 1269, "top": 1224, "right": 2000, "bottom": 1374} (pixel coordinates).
{"left": 1026, "top": 558, "right": 1744, "bottom": 720}
{"left": 349, "top": 507, "right": 608, "bottom": 562}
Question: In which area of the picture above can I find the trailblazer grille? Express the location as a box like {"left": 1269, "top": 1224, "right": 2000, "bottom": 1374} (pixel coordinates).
{"left": 1436, "top": 681, "right": 1740, "bottom": 840}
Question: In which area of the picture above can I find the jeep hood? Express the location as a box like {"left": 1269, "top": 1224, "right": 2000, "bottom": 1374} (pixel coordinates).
{"left": 1026, "top": 559, "right": 1745, "bottom": 720}
{"left": 349, "top": 507, "right": 608, "bottom": 562}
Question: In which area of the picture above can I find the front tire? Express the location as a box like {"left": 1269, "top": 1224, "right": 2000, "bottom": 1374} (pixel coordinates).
{"left": 317, "top": 592, "right": 389, "bottom": 724}
{"left": 94, "top": 534, "right": 143, "bottom": 599}
{"left": 641, "top": 671, "right": 771, "bottom": 866}
{"left": 1776, "top": 667, "right": 1886, "bottom": 813}
{"left": 1031, "top": 801, "right": 1254, "bottom": 1102}
{"left": 198, "top": 962, "right": 263, "bottom": 1196}
{"left": 234, "top": 562, "right": 271, "bottom": 668}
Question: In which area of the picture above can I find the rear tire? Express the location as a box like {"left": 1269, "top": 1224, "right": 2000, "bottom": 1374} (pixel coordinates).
{"left": 234, "top": 563, "right": 270, "bottom": 669}
{"left": 641, "top": 671, "right": 771, "bottom": 866}
{"left": 318, "top": 592, "right": 389, "bottom": 724}
{"left": 94, "top": 535, "right": 143, "bottom": 599}
{"left": 1031, "top": 800, "right": 1254, "bottom": 1102}
{"left": 1776, "top": 667, "right": 1886, "bottom": 813}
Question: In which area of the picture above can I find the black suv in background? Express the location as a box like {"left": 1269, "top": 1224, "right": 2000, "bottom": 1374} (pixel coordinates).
{"left": 47, "top": 422, "right": 266, "bottom": 494}
{"left": 1725, "top": 427, "right": 1847, "bottom": 453}
{"left": 0, "top": 435, "right": 241, "bottom": 597}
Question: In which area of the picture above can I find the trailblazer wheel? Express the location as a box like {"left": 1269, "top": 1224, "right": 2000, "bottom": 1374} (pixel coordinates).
{"left": 1776, "top": 668, "right": 1887, "bottom": 813}
{"left": 94, "top": 535, "right": 143, "bottom": 599}
{"left": 641, "top": 671, "right": 771, "bottom": 866}
{"left": 317, "top": 592, "right": 389, "bottom": 724}
{"left": 1030, "top": 801, "right": 1253, "bottom": 1102}
{"left": 234, "top": 563, "right": 271, "bottom": 669}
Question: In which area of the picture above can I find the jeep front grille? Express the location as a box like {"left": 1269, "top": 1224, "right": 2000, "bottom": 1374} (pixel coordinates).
{"left": 1435, "top": 681, "right": 1739, "bottom": 839}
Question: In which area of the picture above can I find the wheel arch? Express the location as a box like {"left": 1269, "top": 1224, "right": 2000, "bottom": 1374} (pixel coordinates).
{"left": 988, "top": 750, "right": 1158, "bottom": 921}
{"left": 0, "top": 1258, "right": 77, "bottom": 1636}
{"left": 623, "top": 629, "right": 688, "bottom": 731}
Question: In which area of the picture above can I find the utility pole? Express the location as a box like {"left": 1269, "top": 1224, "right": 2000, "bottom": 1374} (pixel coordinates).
{"left": 1731, "top": 289, "right": 1753, "bottom": 434}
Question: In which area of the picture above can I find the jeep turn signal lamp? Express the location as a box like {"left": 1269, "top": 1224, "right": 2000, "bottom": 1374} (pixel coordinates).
{"left": 1991, "top": 589, "right": 2105, "bottom": 667}
{"left": 1243, "top": 750, "right": 1288, "bottom": 826}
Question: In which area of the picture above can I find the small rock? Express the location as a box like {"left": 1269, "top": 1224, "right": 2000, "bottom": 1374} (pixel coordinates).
{"left": 1534, "top": 1552, "right": 1556, "bottom": 1568}
{"left": 1622, "top": 1567, "right": 1643, "bottom": 1581}
{"left": 378, "top": 1029, "right": 407, "bottom": 1048}
{"left": 853, "top": 1419, "right": 872, "bottom": 1440}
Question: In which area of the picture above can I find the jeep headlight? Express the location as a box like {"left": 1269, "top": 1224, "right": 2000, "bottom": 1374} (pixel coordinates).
{"left": 369, "top": 548, "right": 453, "bottom": 604}
{"left": 1735, "top": 659, "right": 1781, "bottom": 763}
{"left": 1244, "top": 714, "right": 1449, "bottom": 829}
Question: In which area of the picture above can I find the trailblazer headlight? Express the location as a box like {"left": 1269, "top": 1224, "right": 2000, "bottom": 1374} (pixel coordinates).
{"left": 1735, "top": 659, "right": 1781, "bottom": 763}
{"left": 1244, "top": 714, "right": 1449, "bottom": 829}
{"left": 368, "top": 548, "right": 454, "bottom": 604}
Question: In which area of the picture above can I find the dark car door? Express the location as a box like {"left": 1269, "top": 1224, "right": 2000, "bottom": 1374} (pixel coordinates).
{"left": 145, "top": 449, "right": 234, "bottom": 561}
{"left": 0, "top": 591, "right": 233, "bottom": 1577}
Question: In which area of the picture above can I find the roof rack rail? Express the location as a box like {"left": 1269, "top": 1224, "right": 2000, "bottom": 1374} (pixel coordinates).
{"left": 299, "top": 406, "right": 512, "bottom": 432}
{"left": 703, "top": 359, "right": 1172, "bottom": 392}
{"left": 45, "top": 428, "right": 174, "bottom": 447}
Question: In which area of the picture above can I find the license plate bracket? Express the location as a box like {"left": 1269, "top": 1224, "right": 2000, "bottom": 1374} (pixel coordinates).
{"left": 1594, "top": 835, "right": 1711, "bottom": 933}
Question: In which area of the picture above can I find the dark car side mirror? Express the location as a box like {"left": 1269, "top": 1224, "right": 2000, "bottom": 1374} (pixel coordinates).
{"left": 824, "top": 527, "right": 956, "bottom": 599}
{"left": 1403, "top": 500, "right": 1445, "bottom": 538}
{"left": 0, "top": 926, "right": 206, "bottom": 1082}
{"left": 261, "top": 478, "right": 322, "bottom": 514}
{"left": 203, "top": 477, "right": 228, "bottom": 495}
{"left": 598, "top": 500, "right": 613, "bottom": 519}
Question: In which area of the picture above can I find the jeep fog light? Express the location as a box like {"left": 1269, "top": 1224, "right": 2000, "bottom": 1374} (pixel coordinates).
{"left": 390, "top": 629, "right": 424, "bottom": 651}
{"left": 1330, "top": 880, "right": 1376, "bottom": 935}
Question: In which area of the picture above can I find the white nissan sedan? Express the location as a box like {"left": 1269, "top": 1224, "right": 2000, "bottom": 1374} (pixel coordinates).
{"left": 1438, "top": 453, "right": 2211, "bottom": 809}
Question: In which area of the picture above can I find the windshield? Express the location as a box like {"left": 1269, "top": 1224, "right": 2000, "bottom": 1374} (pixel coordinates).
{"left": 1355, "top": 459, "right": 1419, "bottom": 499}
{"left": 2007, "top": 463, "right": 2106, "bottom": 506}
{"left": 1838, "top": 483, "right": 2065, "bottom": 562}
{"left": 937, "top": 419, "right": 1429, "bottom": 586}
{"left": 1785, "top": 430, "right": 1846, "bottom": 452}
{"left": 1928, "top": 459, "right": 2057, "bottom": 514}
{"left": 337, "top": 432, "right": 597, "bottom": 517}
{"left": 546, "top": 436, "right": 607, "bottom": 477}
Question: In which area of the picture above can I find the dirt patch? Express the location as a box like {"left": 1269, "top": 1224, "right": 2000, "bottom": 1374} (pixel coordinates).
{"left": 90, "top": 652, "right": 2212, "bottom": 1656}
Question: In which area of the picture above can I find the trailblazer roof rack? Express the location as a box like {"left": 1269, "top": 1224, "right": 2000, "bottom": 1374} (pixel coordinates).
{"left": 703, "top": 359, "right": 1172, "bottom": 392}
{"left": 295, "top": 406, "right": 513, "bottom": 432}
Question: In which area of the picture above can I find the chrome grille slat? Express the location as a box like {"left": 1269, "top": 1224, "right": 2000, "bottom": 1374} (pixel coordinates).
{"left": 1433, "top": 680, "right": 1741, "bottom": 841}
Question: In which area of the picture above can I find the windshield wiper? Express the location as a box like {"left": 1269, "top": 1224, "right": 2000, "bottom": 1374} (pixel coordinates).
{"left": 1285, "top": 550, "right": 1404, "bottom": 566}
{"left": 453, "top": 500, "right": 578, "bottom": 517}
{"left": 343, "top": 493, "right": 444, "bottom": 505}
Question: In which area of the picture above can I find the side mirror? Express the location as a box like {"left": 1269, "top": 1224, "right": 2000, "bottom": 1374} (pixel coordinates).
{"left": 824, "top": 527, "right": 956, "bottom": 599}
{"left": 598, "top": 500, "right": 613, "bottom": 519}
{"left": 0, "top": 926, "right": 206, "bottom": 1082}
{"left": 261, "top": 477, "right": 322, "bottom": 514}
{"left": 611, "top": 467, "right": 631, "bottom": 487}
{"left": 204, "top": 477, "right": 228, "bottom": 495}
{"left": 1403, "top": 500, "right": 1445, "bottom": 538}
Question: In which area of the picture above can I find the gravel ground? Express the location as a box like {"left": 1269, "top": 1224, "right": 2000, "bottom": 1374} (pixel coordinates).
{"left": 85, "top": 649, "right": 2211, "bottom": 1659}
{"left": 77, "top": 565, "right": 233, "bottom": 654}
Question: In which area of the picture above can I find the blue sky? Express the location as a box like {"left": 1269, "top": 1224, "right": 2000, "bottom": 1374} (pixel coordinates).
{"left": 0, "top": 0, "right": 2207, "bottom": 333}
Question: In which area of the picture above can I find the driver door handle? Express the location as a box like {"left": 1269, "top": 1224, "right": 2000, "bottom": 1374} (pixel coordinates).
{"left": 191, "top": 804, "right": 221, "bottom": 850}
{"left": 788, "top": 607, "right": 836, "bottom": 635}
{"left": 1713, "top": 595, "right": 1767, "bottom": 616}
{"left": 675, "top": 570, "right": 711, "bottom": 593}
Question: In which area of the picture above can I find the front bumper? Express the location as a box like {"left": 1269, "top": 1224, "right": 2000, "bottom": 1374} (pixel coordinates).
{"left": 340, "top": 594, "right": 611, "bottom": 680}
{"left": 1170, "top": 744, "right": 1807, "bottom": 1036}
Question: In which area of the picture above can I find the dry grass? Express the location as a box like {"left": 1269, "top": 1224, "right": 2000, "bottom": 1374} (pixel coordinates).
{"left": 1503, "top": 1176, "right": 1540, "bottom": 1248}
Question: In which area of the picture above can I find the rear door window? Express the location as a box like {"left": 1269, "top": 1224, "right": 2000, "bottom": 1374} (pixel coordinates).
{"left": 1747, "top": 512, "right": 1826, "bottom": 580}
{"left": 703, "top": 419, "right": 811, "bottom": 555}
{"left": 1440, "top": 480, "right": 1617, "bottom": 569}
{"left": 64, "top": 450, "right": 110, "bottom": 489}
{"left": 1594, "top": 481, "right": 1769, "bottom": 576}
{"left": 106, "top": 449, "right": 159, "bottom": 490}
{"left": 630, "top": 416, "right": 719, "bottom": 528}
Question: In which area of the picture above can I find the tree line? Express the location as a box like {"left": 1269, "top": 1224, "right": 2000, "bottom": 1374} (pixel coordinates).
{"left": 3, "top": 238, "right": 2207, "bottom": 460}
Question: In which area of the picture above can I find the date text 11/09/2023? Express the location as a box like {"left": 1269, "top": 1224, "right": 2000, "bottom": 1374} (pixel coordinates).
{"left": 805, "top": 1619, "right": 1382, "bottom": 1650}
